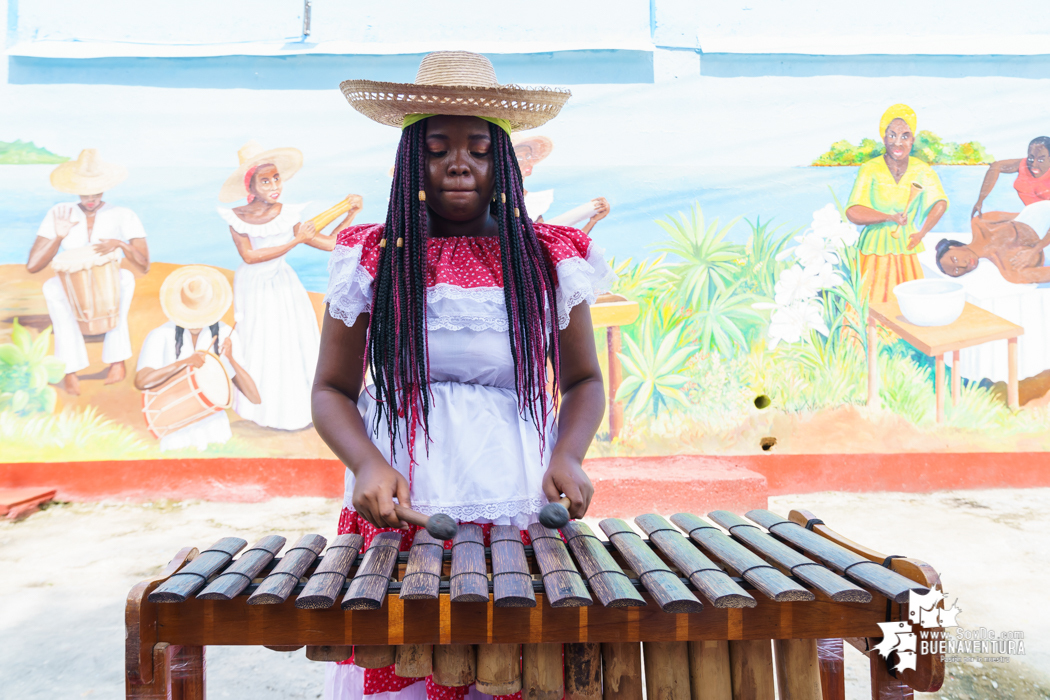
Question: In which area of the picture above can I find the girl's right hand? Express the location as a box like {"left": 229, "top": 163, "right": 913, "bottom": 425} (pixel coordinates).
{"left": 887, "top": 211, "right": 908, "bottom": 226}
{"left": 294, "top": 220, "right": 317, "bottom": 243}
{"left": 352, "top": 458, "right": 411, "bottom": 529}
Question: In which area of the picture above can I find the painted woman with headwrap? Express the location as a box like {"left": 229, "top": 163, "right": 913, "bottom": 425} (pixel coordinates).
{"left": 845, "top": 104, "right": 949, "bottom": 302}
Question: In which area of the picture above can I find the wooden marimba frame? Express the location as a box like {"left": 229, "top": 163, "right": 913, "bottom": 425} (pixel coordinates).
{"left": 126, "top": 508, "right": 945, "bottom": 700}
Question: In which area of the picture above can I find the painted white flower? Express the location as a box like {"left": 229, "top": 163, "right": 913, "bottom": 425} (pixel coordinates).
{"left": 767, "top": 299, "right": 830, "bottom": 350}
{"left": 807, "top": 261, "right": 845, "bottom": 289}
{"left": 773, "top": 264, "right": 821, "bottom": 305}
{"left": 811, "top": 204, "right": 860, "bottom": 250}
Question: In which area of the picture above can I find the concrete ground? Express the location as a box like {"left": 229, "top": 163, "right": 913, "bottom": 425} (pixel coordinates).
{"left": 1, "top": 489, "right": 1048, "bottom": 699}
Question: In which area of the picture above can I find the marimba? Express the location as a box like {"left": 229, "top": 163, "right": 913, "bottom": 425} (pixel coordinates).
{"left": 126, "top": 508, "right": 945, "bottom": 700}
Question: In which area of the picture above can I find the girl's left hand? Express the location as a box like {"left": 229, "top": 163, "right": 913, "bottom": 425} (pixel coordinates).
{"left": 906, "top": 231, "right": 925, "bottom": 250}
{"left": 542, "top": 456, "right": 593, "bottom": 520}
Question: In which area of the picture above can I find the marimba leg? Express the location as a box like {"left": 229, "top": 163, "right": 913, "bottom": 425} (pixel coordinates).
{"left": 688, "top": 640, "right": 732, "bottom": 700}
{"left": 643, "top": 641, "right": 690, "bottom": 700}
{"left": 433, "top": 644, "right": 477, "bottom": 686}
{"left": 869, "top": 649, "right": 913, "bottom": 700}
{"left": 565, "top": 643, "right": 602, "bottom": 700}
{"left": 523, "top": 643, "right": 563, "bottom": 700}
{"left": 774, "top": 639, "right": 822, "bottom": 700}
{"left": 728, "top": 640, "right": 775, "bottom": 700}
{"left": 816, "top": 639, "right": 845, "bottom": 700}
{"left": 601, "top": 642, "right": 643, "bottom": 700}
{"left": 395, "top": 644, "right": 433, "bottom": 678}
{"left": 354, "top": 645, "right": 396, "bottom": 668}
{"left": 170, "top": 645, "right": 205, "bottom": 700}
{"left": 477, "top": 644, "right": 523, "bottom": 695}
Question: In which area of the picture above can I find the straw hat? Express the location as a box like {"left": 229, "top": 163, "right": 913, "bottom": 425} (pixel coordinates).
{"left": 340, "top": 51, "right": 570, "bottom": 132}
{"left": 50, "top": 149, "right": 127, "bottom": 195}
{"left": 219, "top": 140, "right": 304, "bottom": 203}
{"left": 159, "top": 266, "right": 234, "bottom": 329}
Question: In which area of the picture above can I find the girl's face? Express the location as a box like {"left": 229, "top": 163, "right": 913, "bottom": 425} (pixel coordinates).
{"left": 423, "top": 116, "right": 496, "bottom": 222}
{"left": 250, "top": 164, "right": 282, "bottom": 203}
{"left": 1027, "top": 143, "right": 1050, "bottom": 178}
{"left": 883, "top": 118, "right": 914, "bottom": 162}
{"left": 941, "top": 245, "right": 978, "bottom": 277}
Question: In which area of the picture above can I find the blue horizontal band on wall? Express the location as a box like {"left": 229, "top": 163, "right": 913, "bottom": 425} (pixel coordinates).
{"left": 7, "top": 49, "right": 655, "bottom": 88}
{"left": 700, "top": 53, "right": 1050, "bottom": 79}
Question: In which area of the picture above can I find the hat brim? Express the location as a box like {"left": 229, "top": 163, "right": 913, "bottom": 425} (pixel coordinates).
{"left": 159, "top": 265, "right": 234, "bottom": 329}
{"left": 50, "top": 162, "right": 128, "bottom": 195}
{"left": 219, "top": 148, "right": 304, "bottom": 203}
{"left": 340, "top": 79, "right": 570, "bottom": 132}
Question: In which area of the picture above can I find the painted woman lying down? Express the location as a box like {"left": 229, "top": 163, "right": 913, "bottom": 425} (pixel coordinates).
{"left": 937, "top": 201, "right": 1050, "bottom": 283}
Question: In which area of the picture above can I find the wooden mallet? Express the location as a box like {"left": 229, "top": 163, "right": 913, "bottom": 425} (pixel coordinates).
{"left": 394, "top": 503, "right": 458, "bottom": 541}
{"left": 538, "top": 496, "right": 572, "bottom": 529}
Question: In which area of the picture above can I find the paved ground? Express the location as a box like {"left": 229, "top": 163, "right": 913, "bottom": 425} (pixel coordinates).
{"left": 1, "top": 489, "right": 1047, "bottom": 699}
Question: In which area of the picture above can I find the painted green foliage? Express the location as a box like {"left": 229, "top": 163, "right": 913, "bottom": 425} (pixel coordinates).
{"left": 812, "top": 130, "right": 993, "bottom": 166}
{"left": 0, "top": 319, "right": 66, "bottom": 415}
{"left": 0, "top": 140, "right": 69, "bottom": 164}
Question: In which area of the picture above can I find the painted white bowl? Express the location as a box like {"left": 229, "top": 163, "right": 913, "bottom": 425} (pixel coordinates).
{"left": 893, "top": 279, "right": 966, "bottom": 327}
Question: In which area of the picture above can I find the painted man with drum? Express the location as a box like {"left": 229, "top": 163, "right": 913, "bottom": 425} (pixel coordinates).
{"left": 135, "top": 266, "right": 260, "bottom": 452}
{"left": 26, "top": 149, "right": 150, "bottom": 396}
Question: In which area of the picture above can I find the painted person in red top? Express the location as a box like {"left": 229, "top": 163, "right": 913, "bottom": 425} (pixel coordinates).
{"left": 972, "top": 136, "right": 1050, "bottom": 217}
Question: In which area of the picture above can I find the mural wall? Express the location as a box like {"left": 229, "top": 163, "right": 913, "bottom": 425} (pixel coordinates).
{"left": 3, "top": 0, "right": 1050, "bottom": 463}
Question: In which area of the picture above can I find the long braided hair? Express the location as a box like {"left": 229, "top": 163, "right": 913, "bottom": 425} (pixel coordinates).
{"left": 367, "top": 118, "right": 560, "bottom": 464}
{"left": 175, "top": 323, "right": 220, "bottom": 357}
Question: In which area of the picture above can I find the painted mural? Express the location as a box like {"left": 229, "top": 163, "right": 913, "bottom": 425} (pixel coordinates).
{"left": 4, "top": 1, "right": 1050, "bottom": 462}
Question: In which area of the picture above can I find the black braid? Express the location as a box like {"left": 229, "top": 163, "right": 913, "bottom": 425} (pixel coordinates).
{"left": 174, "top": 326, "right": 184, "bottom": 357}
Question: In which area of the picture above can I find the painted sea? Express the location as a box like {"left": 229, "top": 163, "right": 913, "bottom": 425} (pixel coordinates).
{"left": 0, "top": 164, "right": 1025, "bottom": 292}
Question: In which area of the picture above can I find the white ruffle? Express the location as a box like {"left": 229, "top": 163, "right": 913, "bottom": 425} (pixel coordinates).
{"left": 217, "top": 202, "right": 309, "bottom": 239}
{"left": 325, "top": 242, "right": 617, "bottom": 331}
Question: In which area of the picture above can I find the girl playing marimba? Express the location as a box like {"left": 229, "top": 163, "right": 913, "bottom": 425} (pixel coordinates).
{"left": 312, "top": 51, "right": 613, "bottom": 699}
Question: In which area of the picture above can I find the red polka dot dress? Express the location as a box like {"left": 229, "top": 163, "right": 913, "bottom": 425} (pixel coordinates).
{"left": 322, "top": 223, "right": 614, "bottom": 700}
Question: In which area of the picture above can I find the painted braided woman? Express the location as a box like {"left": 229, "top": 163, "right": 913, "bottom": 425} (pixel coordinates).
{"left": 313, "top": 52, "right": 614, "bottom": 700}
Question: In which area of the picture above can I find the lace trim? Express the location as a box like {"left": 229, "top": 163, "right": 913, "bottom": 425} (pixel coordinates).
{"left": 325, "top": 244, "right": 374, "bottom": 325}
{"left": 216, "top": 202, "right": 309, "bottom": 237}
{"left": 324, "top": 241, "right": 618, "bottom": 331}
{"left": 341, "top": 496, "right": 549, "bottom": 522}
{"left": 554, "top": 244, "right": 617, "bottom": 329}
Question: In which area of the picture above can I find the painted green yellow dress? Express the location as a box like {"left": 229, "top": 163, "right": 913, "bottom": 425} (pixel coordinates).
{"left": 846, "top": 156, "right": 948, "bottom": 302}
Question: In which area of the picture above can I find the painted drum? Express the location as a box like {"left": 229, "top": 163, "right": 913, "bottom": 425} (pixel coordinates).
{"left": 51, "top": 247, "right": 123, "bottom": 335}
{"left": 142, "top": 352, "right": 232, "bottom": 439}
{"left": 893, "top": 279, "right": 966, "bottom": 327}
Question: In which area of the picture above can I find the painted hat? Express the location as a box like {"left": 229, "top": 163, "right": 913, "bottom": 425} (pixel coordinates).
{"left": 511, "top": 133, "right": 554, "bottom": 164}
{"left": 340, "top": 51, "right": 571, "bottom": 132}
{"left": 159, "top": 265, "right": 234, "bottom": 329}
{"left": 50, "top": 149, "right": 127, "bottom": 195}
{"left": 219, "top": 140, "right": 304, "bottom": 203}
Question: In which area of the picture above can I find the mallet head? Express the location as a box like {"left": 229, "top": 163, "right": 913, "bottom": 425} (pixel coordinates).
{"left": 538, "top": 501, "right": 570, "bottom": 529}
{"left": 426, "top": 513, "right": 459, "bottom": 541}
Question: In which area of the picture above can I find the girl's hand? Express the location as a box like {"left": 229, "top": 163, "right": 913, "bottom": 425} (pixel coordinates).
{"left": 346, "top": 194, "right": 364, "bottom": 213}
{"left": 542, "top": 455, "right": 593, "bottom": 520}
{"left": 180, "top": 352, "right": 207, "bottom": 369}
{"left": 352, "top": 458, "right": 411, "bottom": 529}
{"left": 887, "top": 211, "right": 908, "bottom": 227}
{"left": 589, "top": 197, "right": 611, "bottom": 223}
{"left": 220, "top": 337, "right": 233, "bottom": 359}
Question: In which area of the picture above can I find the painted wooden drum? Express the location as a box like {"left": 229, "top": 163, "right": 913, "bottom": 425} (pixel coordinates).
{"left": 51, "top": 247, "right": 123, "bottom": 335}
{"left": 141, "top": 351, "right": 232, "bottom": 439}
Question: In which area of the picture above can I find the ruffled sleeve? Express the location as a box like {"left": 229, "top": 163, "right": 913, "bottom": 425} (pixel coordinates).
{"left": 533, "top": 223, "right": 618, "bottom": 329}
{"left": 324, "top": 224, "right": 385, "bottom": 327}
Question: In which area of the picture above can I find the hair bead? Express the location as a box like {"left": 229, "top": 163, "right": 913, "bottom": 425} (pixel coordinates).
{"left": 514, "top": 207, "right": 520, "bottom": 218}
{"left": 396, "top": 237, "right": 404, "bottom": 248}
{"left": 501, "top": 193, "right": 507, "bottom": 204}
{"left": 379, "top": 238, "right": 387, "bottom": 248}
{"left": 418, "top": 190, "right": 426, "bottom": 202}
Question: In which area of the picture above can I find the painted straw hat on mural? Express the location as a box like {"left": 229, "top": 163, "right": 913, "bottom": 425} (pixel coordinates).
{"left": 50, "top": 149, "right": 128, "bottom": 195}
{"left": 511, "top": 133, "right": 554, "bottom": 164}
{"left": 159, "top": 266, "right": 234, "bottom": 329}
{"left": 340, "top": 51, "right": 571, "bottom": 131}
{"left": 218, "top": 140, "right": 304, "bottom": 203}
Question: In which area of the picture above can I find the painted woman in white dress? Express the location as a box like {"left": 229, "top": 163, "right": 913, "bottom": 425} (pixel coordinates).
{"left": 217, "top": 141, "right": 362, "bottom": 430}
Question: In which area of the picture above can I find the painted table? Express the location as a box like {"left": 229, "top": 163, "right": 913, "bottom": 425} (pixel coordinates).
{"left": 591, "top": 294, "right": 640, "bottom": 440}
{"left": 867, "top": 299, "right": 1023, "bottom": 422}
